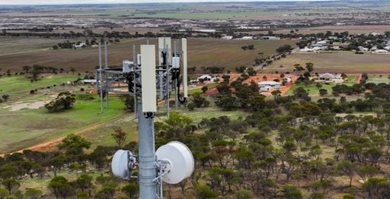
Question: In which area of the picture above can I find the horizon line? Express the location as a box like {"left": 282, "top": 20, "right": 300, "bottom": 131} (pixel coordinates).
{"left": 0, "top": 0, "right": 340, "bottom": 6}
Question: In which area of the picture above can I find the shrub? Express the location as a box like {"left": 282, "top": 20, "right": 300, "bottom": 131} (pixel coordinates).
{"left": 45, "top": 92, "right": 76, "bottom": 113}
{"left": 187, "top": 102, "right": 196, "bottom": 111}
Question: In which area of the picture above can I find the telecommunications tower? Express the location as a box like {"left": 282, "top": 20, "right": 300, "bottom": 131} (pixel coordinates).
{"left": 96, "top": 38, "right": 193, "bottom": 199}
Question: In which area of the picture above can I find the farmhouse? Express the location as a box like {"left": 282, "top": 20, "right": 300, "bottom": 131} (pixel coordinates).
{"left": 194, "top": 29, "right": 217, "bottom": 33}
{"left": 82, "top": 79, "right": 97, "bottom": 84}
{"left": 197, "top": 74, "right": 216, "bottom": 82}
{"left": 316, "top": 73, "right": 344, "bottom": 83}
{"left": 239, "top": 36, "right": 254, "bottom": 40}
{"left": 358, "top": 46, "right": 369, "bottom": 52}
{"left": 312, "top": 40, "right": 329, "bottom": 47}
{"left": 73, "top": 42, "right": 86, "bottom": 48}
{"left": 259, "top": 81, "right": 281, "bottom": 92}
{"left": 300, "top": 47, "right": 318, "bottom": 52}
{"left": 373, "top": 49, "right": 389, "bottom": 54}
{"left": 221, "top": 35, "right": 233, "bottom": 40}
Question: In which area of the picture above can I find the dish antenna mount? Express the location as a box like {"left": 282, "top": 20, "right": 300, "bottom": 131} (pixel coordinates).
{"left": 97, "top": 38, "right": 192, "bottom": 199}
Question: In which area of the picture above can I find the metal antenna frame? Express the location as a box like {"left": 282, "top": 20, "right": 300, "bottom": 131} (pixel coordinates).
{"left": 97, "top": 38, "right": 188, "bottom": 199}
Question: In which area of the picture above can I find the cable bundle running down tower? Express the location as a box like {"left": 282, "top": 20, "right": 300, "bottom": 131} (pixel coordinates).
{"left": 96, "top": 38, "right": 193, "bottom": 199}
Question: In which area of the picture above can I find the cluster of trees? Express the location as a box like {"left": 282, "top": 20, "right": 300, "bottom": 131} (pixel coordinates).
{"left": 1, "top": 69, "right": 389, "bottom": 198}
{"left": 276, "top": 44, "right": 293, "bottom": 54}
{"left": 235, "top": 66, "right": 257, "bottom": 77}
{"left": 0, "top": 132, "right": 139, "bottom": 199}
{"left": 187, "top": 92, "right": 210, "bottom": 111}
{"left": 254, "top": 45, "right": 292, "bottom": 68}
{"left": 214, "top": 81, "right": 266, "bottom": 112}
{"left": 22, "top": 65, "right": 69, "bottom": 81}
{"left": 1, "top": 83, "right": 389, "bottom": 198}
{"left": 0, "top": 65, "right": 82, "bottom": 81}
{"left": 241, "top": 44, "right": 255, "bottom": 51}
{"left": 346, "top": 33, "right": 390, "bottom": 51}
{"left": 0, "top": 94, "right": 9, "bottom": 103}
{"left": 45, "top": 92, "right": 76, "bottom": 113}
{"left": 295, "top": 30, "right": 390, "bottom": 53}
{"left": 199, "top": 66, "right": 225, "bottom": 74}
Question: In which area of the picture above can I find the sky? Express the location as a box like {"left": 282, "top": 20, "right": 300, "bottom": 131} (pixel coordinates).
{"left": 0, "top": 0, "right": 327, "bottom": 5}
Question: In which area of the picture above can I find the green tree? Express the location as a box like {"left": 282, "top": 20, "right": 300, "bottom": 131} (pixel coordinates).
{"left": 0, "top": 164, "right": 17, "bottom": 179}
{"left": 201, "top": 85, "right": 208, "bottom": 93}
{"left": 111, "top": 127, "right": 127, "bottom": 148}
{"left": 96, "top": 183, "right": 116, "bottom": 199}
{"left": 306, "top": 63, "right": 314, "bottom": 73}
{"left": 74, "top": 174, "right": 93, "bottom": 196}
{"left": 191, "top": 92, "right": 210, "bottom": 108}
{"left": 362, "top": 178, "right": 390, "bottom": 199}
{"left": 246, "top": 67, "right": 257, "bottom": 76}
{"left": 24, "top": 188, "right": 42, "bottom": 199}
{"left": 234, "top": 189, "right": 253, "bottom": 199}
{"left": 121, "top": 182, "right": 138, "bottom": 198}
{"left": 0, "top": 188, "right": 8, "bottom": 199}
{"left": 45, "top": 92, "right": 76, "bottom": 113}
{"left": 1, "top": 178, "right": 19, "bottom": 194}
{"left": 195, "top": 184, "right": 218, "bottom": 199}
{"left": 30, "top": 65, "right": 43, "bottom": 81}
{"left": 319, "top": 89, "right": 328, "bottom": 96}
{"left": 276, "top": 44, "right": 293, "bottom": 54}
{"left": 336, "top": 160, "right": 355, "bottom": 187}
{"left": 58, "top": 134, "right": 91, "bottom": 156}
{"left": 281, "top": 185, "right": 303, "bottom": 199}
{"left": 48, "top": 176, "right": 73, "bottom": 199}
{"left": 120, "top": 95, "right": 134, "bottom": 112}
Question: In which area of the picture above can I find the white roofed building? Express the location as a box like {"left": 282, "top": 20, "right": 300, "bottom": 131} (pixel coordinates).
{"left": 316, "top": 73, "right": 344, "bottom": 83}
{"left": 259, "top": 81, "right": 281, "bottom": 92}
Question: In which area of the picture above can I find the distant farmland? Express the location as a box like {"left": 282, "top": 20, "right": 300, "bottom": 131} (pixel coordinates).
{"left": 265, "top": 51, "right": 390, "bottom": 74}
{"left": 0, "top": 37, "right": 294, "bottom": 72}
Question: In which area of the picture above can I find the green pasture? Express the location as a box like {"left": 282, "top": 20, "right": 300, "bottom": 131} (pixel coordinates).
{"left": 0, "top": 75, "right": 79, "bottom": 99}
{"left": 286, "top": 74, "right": 357, "bottom": 96}
{"left": 0, "top": 96, "right": 125, "bottom": 154}
{"left": 188, "top": 83, "right": 218, "bottom": 95}
{"left": 367, "top": 74, "right": 390, "bottom": 84}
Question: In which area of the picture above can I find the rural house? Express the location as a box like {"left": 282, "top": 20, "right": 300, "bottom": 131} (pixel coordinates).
{"left": 259, "top": 81, "right": 281, "bottom": 92}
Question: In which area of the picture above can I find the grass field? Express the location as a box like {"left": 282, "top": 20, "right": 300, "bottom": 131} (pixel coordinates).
{"left": 0, "top": 75, "right": 127, "bottom": 153}
{"left": 367, "top": 74, "right": 390, "bottom": 84}
{"left": 0, "top": 37, "right": 294, "bottom": 72}
{"left": 0, "top": 74, "right": 248, "bottom": 154}
{"left": 265, "top": 51, "right": 390, "bottom": 74}
{"left": 0, "top": 96, "right": 125, "bottom": 153}
{"left": 0, "top": 75, "right": 79, "bottom": 100}
{"left": 0, "top": 37, "right": 72, "bottom": 56}
{"left": 286, "top": 74, "right": 357, "bottom": 96}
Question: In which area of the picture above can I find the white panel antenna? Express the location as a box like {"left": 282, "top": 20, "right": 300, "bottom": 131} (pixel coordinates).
{"left": 182, "top": 38, "right": 188, "bottom": 97}
{"left": 141, "top": 45, "right": 157, "bottom": 113}
{"left": 158, "top": 37, "right": 172, "bottom": 65}
{"left": 156, "top": 141, "right": 195, "bottom": 184}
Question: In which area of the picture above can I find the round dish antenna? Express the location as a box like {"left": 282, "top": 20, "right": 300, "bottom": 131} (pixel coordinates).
{"left": 156, "top": 141, "right": 194, "bottom": 184}
{"left": 111, "top": 150, "right": 136, "bottom": 180}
